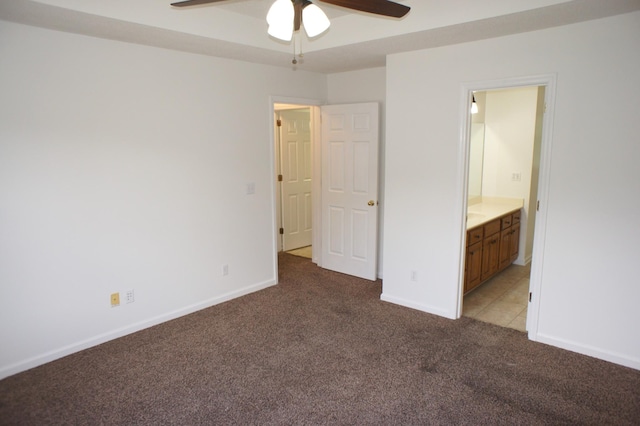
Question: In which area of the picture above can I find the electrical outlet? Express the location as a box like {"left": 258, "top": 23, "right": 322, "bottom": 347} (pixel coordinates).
{"left": 110, "top": 292, "right": 120, "bottom": 307}
{"left": 222, "top": 264, "right": 229, "bottom": 276}
{"left": 125, "top": 289, "right": 135, "bottom": 304}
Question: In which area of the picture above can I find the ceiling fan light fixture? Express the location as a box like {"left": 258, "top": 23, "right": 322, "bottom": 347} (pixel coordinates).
{"left": 267, "top": 0, "right": 294, "bottom": 41}
{"left": 302, "top": 3, "right": 330, "bottom": 38}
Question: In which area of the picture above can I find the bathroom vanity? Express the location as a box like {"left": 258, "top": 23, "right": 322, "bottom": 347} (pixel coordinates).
{"left": 464, "top": 198, "right": 523, "bottom": 294}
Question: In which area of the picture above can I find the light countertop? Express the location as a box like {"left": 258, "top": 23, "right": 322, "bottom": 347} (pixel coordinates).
{"left": 467, "top": 197, "right": 524, "bottom": 229}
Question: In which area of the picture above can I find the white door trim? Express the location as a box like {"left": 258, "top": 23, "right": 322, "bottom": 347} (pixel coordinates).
{"left": 455, "top": 74, "right": 557, "bottom": 343}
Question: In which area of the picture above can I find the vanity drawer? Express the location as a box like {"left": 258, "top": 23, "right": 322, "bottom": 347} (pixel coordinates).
{"left": 512, "top": 211, "right": 521, "bottom": 224}
{"left": 484, "top": 219, "right": 501, "bottom": 237}
{"left": 501, "top": 215, "right": 513, "bottom": 230}
{"left": 467, "top": 228, "right": 483, "bottom": 246}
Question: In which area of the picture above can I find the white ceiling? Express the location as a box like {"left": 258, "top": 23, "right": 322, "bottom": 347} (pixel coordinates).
{"left": 1, "top": 0, "right": 639, "bottom": 73}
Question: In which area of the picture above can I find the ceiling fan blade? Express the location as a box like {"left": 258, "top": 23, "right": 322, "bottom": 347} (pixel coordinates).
{"left": 320, "top": 0, "right": 410, "bottom": 18}
{"left": 170, "top": 0, "right": 229, "bottom": 7}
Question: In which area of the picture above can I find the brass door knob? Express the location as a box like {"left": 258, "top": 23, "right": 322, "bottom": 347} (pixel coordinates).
{"left": 368, "top": 200, "right": 375, "bottom": 206}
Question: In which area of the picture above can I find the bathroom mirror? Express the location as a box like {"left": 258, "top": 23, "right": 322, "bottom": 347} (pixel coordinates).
{"left": 468, "top": 91, "right": 486, "bottom": 203}
{"left": 468, "top": 122, "right": 485, "bottom": 202}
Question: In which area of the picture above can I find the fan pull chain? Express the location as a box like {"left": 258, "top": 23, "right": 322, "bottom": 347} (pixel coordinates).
{"left": 292, "top": 33, "right": 297, "bottom": 65}
{"left": 298, "top": 35, "right": 303, "bottom": 58}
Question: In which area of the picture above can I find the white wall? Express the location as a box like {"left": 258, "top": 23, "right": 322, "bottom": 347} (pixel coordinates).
{"left": 327, "top": 67, "right": 386, "bottom": 277}
{"left": 483, "top": 87, "right": 539, "bottom": 264}
{"left": 383, "top": 12, "right": 640, "bottom": 368}
{"left": 0, "top": 21, "right": 327, "bottom": 378}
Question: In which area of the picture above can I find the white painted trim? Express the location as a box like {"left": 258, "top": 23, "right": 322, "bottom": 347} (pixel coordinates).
{"left": 0, "top": 279, "right": 277, "bottom": 380}
{"left": 455, "top": 74, "right": 557, "bottom": 342}
{"left": 525, "top": 76, "right": 557, "bottom": 341}
{"left": 381, "top": 293, "right": 456, "bottom": 319}
{"left": 454, "top": 88, "right": 474, "bottom": 319}
{"left": 311, "top": 105, "right": 322, "bottom": 266}
{"left": 535, "top": 333, "right": 640, "bottom": 371}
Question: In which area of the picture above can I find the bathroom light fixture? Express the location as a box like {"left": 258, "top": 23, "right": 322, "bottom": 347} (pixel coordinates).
{"left": 471, "top": 94, "right": 479, "bottom": 114}
{"left": 267, "top": 0, "right": 330, "bottom": 41}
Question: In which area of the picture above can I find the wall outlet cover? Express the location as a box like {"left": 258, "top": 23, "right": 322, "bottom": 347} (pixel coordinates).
{"left": 110, "top": 292, "right": 120, "bottom": 307}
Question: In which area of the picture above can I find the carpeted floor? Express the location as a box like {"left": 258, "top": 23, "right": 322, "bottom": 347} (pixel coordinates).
{"left": 1, "top": 253, "right": 639, "bottom": 425}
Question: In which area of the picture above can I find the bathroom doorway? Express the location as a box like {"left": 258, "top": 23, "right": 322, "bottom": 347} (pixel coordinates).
{"left": 461, "top": 85, "right": 546, "bottom": 332}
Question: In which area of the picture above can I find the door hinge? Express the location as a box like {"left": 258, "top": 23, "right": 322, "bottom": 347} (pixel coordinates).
{"left": 536, "top": 200, "right": 540, "bottom": 211}
{"left": 529, "top": 292, "right": 532, "bottom": 302}
{"left": 276, "top": 119, "right": 282, "bottom": 127}
{"left": 279, "top": 227, "right": 284, "bottom": 235}
{"left": 278, "top": 174, "right": 283, "bottom": 182}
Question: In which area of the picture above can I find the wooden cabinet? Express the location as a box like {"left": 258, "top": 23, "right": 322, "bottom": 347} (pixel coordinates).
{"left": 509, "top": 223, "right": 521, "bottom": 262}
{"left": 481, "top": 222, "right": 501, "bottom": 281}
{"left": 465, "top": 241, "right": 483, "bottom": 293}
{"left": 465, "top": 227, "right": 483, "bottom": 293}
{"left": 510, "top": 212, "right": 521, "bottom": 263}
{"left": 499, "top": 228, "right": 512, "bottom": 270}
{"left": 464, "top": 209, "right": 521, "bottom": 294}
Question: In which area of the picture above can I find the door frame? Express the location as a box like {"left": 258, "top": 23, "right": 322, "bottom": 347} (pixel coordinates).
{"left": 269, "top": 96, "right": 323, "bottom": 283}
{"left": 455, "top": 74, "right": 557, "bottom": 342}
{"left": 276, "top": 108, "right": 313, "bottom": 252}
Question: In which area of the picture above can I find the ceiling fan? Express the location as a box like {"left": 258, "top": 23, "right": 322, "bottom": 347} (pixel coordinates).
{"left": 170, "top": 0, "right": 410, "bottom": 41}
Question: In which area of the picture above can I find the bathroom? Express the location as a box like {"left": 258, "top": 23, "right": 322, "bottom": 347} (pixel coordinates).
{"left": 462, "top": 85, "right": 545, "bottom": 331}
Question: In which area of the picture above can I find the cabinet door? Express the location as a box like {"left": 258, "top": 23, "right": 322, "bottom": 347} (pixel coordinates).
{"left": 510, "top": 222, "right": 520, "bottom": 262}
{"left": 481, "top": 236, "right": 500, "bottom": 280}
{"left": 466, "top": 241, "right": 483, "bottom": 293}
{"left": 499, "top": 228, "right": 512, "bottom": 270}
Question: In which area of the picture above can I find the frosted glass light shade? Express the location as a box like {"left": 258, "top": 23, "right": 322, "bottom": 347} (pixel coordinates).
{"left": 267, "top": 0, "right": 294, "bottom": 41}
{"left": 471, "top": 95, "right": 478, "bottom": 114}
{"left": 302, "top": 4, "right": 330, "bottom": 38}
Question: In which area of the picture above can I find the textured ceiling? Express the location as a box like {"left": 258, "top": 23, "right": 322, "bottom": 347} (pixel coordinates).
{"left": 1, "top": 0, "right": 639, "bottom": 73}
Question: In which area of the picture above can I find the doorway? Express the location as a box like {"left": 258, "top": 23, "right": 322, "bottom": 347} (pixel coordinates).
{"left": 270, "top": 100, "right": 381, "bottom": 281}
{"left": 460, "top": 84, "right": 548, "bottom": 332}
{"left": 275, "top": 106, "right": 313, "bottom": 258}
{"left": 270, "top": 98, "right": 322, "bottom": 274}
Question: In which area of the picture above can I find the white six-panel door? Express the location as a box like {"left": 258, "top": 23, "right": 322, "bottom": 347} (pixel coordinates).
{"left": 279, "top": 109, "right": 313, "bottom": 251}
{"left": 321, "top": 103, "right": 379, "bottom": 281}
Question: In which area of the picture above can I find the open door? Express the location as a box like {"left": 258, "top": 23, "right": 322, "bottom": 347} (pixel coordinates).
{"left": 320, "top": 103, "right": 379, "bottom": 281}
{"left": 278, "top": 109, "right": 312, "bottom": 251}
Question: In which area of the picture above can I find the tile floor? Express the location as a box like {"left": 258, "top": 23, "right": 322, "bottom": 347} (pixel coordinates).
{"left": 463, "top": 263, "right": 531, "bottom": 332}
{"left": 286, "top": 245, "right": 312, "bottom": 259}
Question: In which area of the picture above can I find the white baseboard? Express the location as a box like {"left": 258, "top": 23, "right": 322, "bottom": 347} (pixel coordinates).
{"left": 0, "top": 279, "right": 277, "bottom": 380}
{"left": 533, "top": 332, "right": 640, "bottom": 371}
{"left": 380, "top": 293, "right": 456, "bottom": 319}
